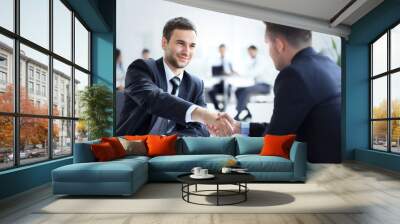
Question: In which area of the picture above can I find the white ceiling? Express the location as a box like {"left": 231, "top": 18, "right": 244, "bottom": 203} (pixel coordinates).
{"left": 226, "top": 0, "right": 352, "bottom": 22}
{"left": 167, "top": 0, "right": 384, "bottom": 38}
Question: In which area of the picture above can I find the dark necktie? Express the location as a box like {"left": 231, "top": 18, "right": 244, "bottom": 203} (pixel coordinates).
{"left": 170, "top": 76, "right": 180, "bottom": 95}
{"left": 150, "top": 77, "right": 181, "bottom": 135}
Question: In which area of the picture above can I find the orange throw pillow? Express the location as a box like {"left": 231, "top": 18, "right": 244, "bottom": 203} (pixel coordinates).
{"left": 124, "top": 135, "right": 149, "bottom": 141}
{"left": 91, "top": 142, "right": 117, "bottom": 161}
{"left": 260, "top": 134, "right": 296, "bottom": 159}
{"left": 146, "top": 135, "right": 177, "bottom": 157}
{"left": 101, "top": 137, "right": 126, "bottom": 158}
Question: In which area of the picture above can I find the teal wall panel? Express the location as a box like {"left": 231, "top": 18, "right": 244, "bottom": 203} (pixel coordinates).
{"left": 91, "top": 32, "right": 115, "bottom": 135}
{"left": 92, "top": 32, "right": 114, "bottom": 87}
{"left": 355, "top": 149, "right": 400, "bottom": 172}
{"left": 0, "top": 157, "right": 72, "bottom": 199}
{"left": 65, "top": 0, "right": 110, "bottom": 32}
{"left": 344, "top": 0, "right": 400, "bottom": 172}
{"left": 343, "top": 44, "right": 370, "bottom": 159}
{"left": 90, "top": 0, "right": 115, "bottom": 134}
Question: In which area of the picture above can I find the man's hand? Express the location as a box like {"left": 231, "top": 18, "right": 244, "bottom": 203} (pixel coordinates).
{"left": 191, "top": 107, "right": 234, "bottom": 136}
{"left": 219, "top": 112, "right": 241, "bottom": 135}
{"left": 207, "top": 112, "right": 241, "bottom": 136}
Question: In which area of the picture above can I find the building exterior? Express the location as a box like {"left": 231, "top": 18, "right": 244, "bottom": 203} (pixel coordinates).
{"left": 0, "top": 41, "right": 77, "bottom": 154}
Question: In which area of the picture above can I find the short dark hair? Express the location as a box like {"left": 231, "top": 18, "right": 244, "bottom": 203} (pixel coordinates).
{"left": 219, "top": 44, "right": 226, "bottom": 49}
{"left": 248, "top": 45, "right": 257, "bottom": 50}
{"left": 142, "top": 48, "right": 149, "bottom": 54}
{"left": 264, "top": 22, "right": 311, "bottom": 47}
{"left": 116, "top": 48, "right": 121, "bottom": 59}
{"left": 163, "top": 17, "right": 196, "bottom": 41}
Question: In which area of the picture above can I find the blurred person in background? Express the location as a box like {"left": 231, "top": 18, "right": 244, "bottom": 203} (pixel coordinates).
{"left": 116, "top": 48, "right": 126, "bottom": 91}
{"left": 208, "top": 44, "right": 237, "bottom": 111}
{"left": 142, "top": 48, "right": 151, "bottom": 60}
{"left": 234, "top": 45, "right": 271, "bottom": 121}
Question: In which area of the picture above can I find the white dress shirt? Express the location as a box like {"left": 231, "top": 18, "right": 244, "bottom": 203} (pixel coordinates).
{"left": 213, "top": 56, "right": 234, "bottom": 74}
{"left": 116, "top": 63, "right": 125, "bottom": 88}
{"left": 245, "top": 56, "right": 270, "bottom": 84}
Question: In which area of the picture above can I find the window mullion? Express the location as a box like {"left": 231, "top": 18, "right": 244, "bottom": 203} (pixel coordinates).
{"left": 388, "top": 30, "right": 391, "bottom": 152}
{"left": 71, "top": 10, "right": 76, "bottom": 155}
{"left": 370, "top": 45, "right": 373, "bottom": 149}
{"left": 13, "top": 0, "right": 20, "bottom": 167}
{"left": 49, "top": 0, "right": 54, "bottom": 160}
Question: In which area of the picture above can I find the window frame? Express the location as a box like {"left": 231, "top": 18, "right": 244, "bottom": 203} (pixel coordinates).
{"left": 0, "top": 52, "right": 7, "bottom": 87}
{"left": 370, "top": 20, "right": 400, "bottom": 154}
{"left": 0, "top": 0, "right": 92, "bottom": 171}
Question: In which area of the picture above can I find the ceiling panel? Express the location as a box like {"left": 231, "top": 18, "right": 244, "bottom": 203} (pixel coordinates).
{"left": 167, "top": 0, "right": 384, "bottom": 38}
{"left": 226, "top": 0, "right": 352, "bottom": 21}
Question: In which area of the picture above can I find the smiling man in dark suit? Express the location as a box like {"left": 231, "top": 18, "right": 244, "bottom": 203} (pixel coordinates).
{"left": 210, "top": 22, "right": 341, "bottom": 163}
{"left": 117, "top": 17, "right": 233, "bottom": 137}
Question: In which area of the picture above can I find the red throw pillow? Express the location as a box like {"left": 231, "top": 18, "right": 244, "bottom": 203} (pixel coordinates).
{"left": 146, "top": 135, "right": 177, "bottom": 157}
{"left": 91, "top": 142, "right": 118, "bottom": 161}
{"left": 260, "top": 134, "right": 296, "bottom": 159}
{"left": 101, "top": 137, "right": 126, "bottom": 158}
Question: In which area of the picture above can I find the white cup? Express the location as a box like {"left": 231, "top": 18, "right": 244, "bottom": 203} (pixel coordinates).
{"left": 191, "top": 167, "right": 202, "bottom": 176}
{"left": 221, "top": 167, "right": 232, "bottom": 174}
{"left": 200, "top": 169, "right": 208, "bottom": 176}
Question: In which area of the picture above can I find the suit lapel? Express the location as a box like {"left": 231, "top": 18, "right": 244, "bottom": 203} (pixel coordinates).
{"left": 156, "top": 58, "right": 168, "bottom": 92}
{"left": 149, "top": 58, "right": 168, "bottom": 130}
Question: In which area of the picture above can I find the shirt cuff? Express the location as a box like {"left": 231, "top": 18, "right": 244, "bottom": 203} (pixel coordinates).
{"left": 241, "top": 122, "right": 250, "bottom": 136}
{"left": 185, "top": 105, "right": 199, "bottom": 123}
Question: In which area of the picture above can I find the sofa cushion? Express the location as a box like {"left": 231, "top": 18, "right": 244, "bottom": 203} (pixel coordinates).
{"left": 236, "top": 155, "right": 293, "bottom": 172}
{"left": 52, "top": 158, "right": 147, "bottom": 183}
{"left": 124, "top": 135, "right": 149, "bottom": 141}
{"left": 235, "top": 136, "right": 263, "bottom": 155}
{"left": 118, "top": 138, "right": 147, "bottom": 156}
{"left": 147, "top": 135, "right": 177, "bottom": 157}
{"left": 114, "top": 155, "right": 150, "bottom": 164}
{"left": 260, "top": 134, "right": 296, "bottom": 159}
{"left": 73, "top": 139, "right": 100, "bottom": 163}
{"left": 101, "top": 137, "right": 127, "bottom": 158}
{"left": 91, "top": 142, "right": 118, "bottom": 161}
{"left": 179, "top": 137, "right": 235, "bottom": 155}
{"left": 149, "top": 154, "right": 235, "bottom": 172}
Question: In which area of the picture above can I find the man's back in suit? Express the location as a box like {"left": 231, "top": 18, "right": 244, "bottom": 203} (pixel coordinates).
{"left": 250, "top": 47, "right": 341, "bottom": 163}
{"left": 116, "top": 58, "right": 209, "bottom": 137}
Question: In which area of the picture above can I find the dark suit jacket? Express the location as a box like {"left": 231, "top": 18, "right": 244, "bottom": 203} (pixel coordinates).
{"left": 116, "top": 58, "right": 209, "bottom": 137}
{"left": 249, "top": 47, "right": 341, "bottom": 163}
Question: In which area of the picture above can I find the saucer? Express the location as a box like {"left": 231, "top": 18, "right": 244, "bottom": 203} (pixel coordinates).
{"left": 232, "top": 170, "right": 249, "bottom": 174}
{"left": 190, "top": 174, "right": 215, "bottom": 179}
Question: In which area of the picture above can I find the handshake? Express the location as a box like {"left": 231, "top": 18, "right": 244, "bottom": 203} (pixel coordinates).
{"left": 191, "top": 107, "right": 241, "bottom": 136}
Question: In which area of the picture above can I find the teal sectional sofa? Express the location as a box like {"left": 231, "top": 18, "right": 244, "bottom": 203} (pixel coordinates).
{"left": 52, "top": 136, "right": 307, "bottom": 196}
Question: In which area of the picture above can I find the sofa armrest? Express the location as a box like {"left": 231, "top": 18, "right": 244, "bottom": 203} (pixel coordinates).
{"left": 73, "top": 140, "right": 100, "bottom": 163}
{"left": 289, "top": 141, "right": 307, "bottom": 181}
